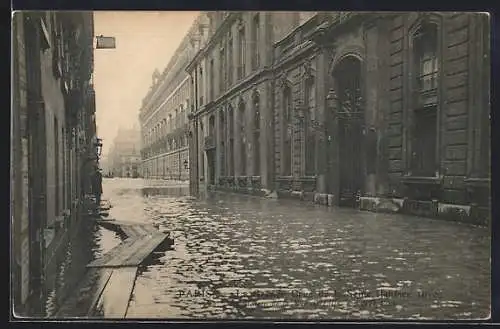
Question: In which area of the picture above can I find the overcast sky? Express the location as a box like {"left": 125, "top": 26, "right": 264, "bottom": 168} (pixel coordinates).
{"left": 93, "top": 11, "right": 199, "bottom": 157}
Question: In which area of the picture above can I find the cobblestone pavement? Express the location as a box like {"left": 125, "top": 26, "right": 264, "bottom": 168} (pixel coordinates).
{"left": 95, "top": 178, "right": 490, "bottom": 320}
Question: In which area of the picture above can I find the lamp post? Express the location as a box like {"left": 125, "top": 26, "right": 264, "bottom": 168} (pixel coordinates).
{"left": 95, "top": 138, "right": 103, "bottom": 159}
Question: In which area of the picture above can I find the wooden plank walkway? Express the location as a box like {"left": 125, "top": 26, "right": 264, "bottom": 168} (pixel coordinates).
{"left": 55, "top": 213, "right": 173, "bottom": 319}
{"left": 55, "top": 268, "right": 113, "bottom": 318}
{"left": 87, "top": 232, "right": 167, "bottom": 268}
{"left": 92, "top": 267, "right": 138, "bottom": 318}
{"left": 94, "top": 219, "right": 159, "bottom": 239}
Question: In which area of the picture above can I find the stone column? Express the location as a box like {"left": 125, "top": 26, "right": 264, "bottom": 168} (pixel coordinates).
{"left": 376, "top": 18, "right": 391, "bottom": 196}
{"left": 364, "top": 22, "right": 379, "bottom": 197}
{"left": 234, "top": 101, "right": 242, "bottom": 177}
{"left": 316, "top": 46, "right": 329, "bottom": 194}
{"left": 215, "top": 109, "right": 221, "bottom": 184}
{"left": 326, "top": 88, "right": 340, "bottom": 204}
{"left": 261, "top": 82, "right": 271, "bottom": 189}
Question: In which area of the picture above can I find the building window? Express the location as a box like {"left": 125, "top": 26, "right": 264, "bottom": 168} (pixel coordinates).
{"left": 410, "top": 22, "right": 440, "bottom": 177}
{"left": 199, "top": 121, "right": 205, "bottom": 177}
{"left": 239, "top": 101, "right": 247, "bottom": 176}
{"left": 209, "top": 115, "right": 215, "bottom": 137}
{"left": 304, "top": 77, "right": 316, "bottom": 176}
{"left": 227, "top": 31, "right": 233, "bottom": 87}
{"left": 220, "top": 46, "right": 225, "bottom": 94}
{"left": 199, "top": 67, "right": 204, "bottom": 106}
{"left": 238, "top": 23, "right": 246, "bottom": 79}
{"left": 228, "top": 106, "right": 235, "bottom": 176}
{"left": 209, "top": 58, "right": 214, "bottom": 101}
{"left": 282, "top": 86, "right": 292, "bottom": 176}
{"left": 54, "top": 117, "right": 60, "bottom": 215}
{"left": 253, "top": 93, "right": 261, "bottom": 176}
{"left": 220, "top": 111, "right": 226, "bottom": 176}
{"left": 251, "top": 13, "right": 260, "bottom": 70}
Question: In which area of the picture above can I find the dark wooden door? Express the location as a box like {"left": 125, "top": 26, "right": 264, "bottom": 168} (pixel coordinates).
{"left": 336, "top": 64, "right": 365, "bottom": 207}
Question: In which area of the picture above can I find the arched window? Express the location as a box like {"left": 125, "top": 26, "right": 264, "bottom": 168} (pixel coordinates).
{"left": 238, "top": 21, "right": 246, "bottom": 79}
{"left": 251, "top": 13, "right": 260, "bottom": 70}
{"left": 409, "top": 21, "right": 440, "bottom": 177}
{"left": 180, "top": 105, "right": 185, "bottom": 126}
{"left": 282, "top": 85, "right": 292, "bottom": 176}
{"left": 209, "top": 115, "right": 215, "bottom": 137}
{"left": 227, "top": 31, "right": 233, "bottom": 86}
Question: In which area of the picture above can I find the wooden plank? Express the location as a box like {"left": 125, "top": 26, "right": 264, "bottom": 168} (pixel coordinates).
{"left": 55, "top": 268, "right": 113, "bottom": 317}
{"left": 120, "top": 226, "right": 138, "bottom": 238}
{"left": 127, "top": 226, "right": 143, "bottom": 238}
{"left": 105, "top": 233, "right": 168, "bottom": 267}
{"left": 138, "top": 224, "right": 158, "bottom": 234}
{"left": 88, "top": 237, "right": 146, "bottom": 267}
{"left": 86, "top": 238, "right": 137, "bottom": 268}
{"left": 94, "top": 267, "right": 137, "bottom": 318}
{"left": 110, "top": 220, "right": 146, "bottom": 227}
{"left": 87, "top": 269, "right": 114, "bottom": 316}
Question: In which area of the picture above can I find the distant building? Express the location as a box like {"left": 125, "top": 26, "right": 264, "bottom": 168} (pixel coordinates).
{"left": 109, "top": 128, "right": 141, "bottom": 178}
{"left": 138, "top": 14, "right": 208, "bottom": 181}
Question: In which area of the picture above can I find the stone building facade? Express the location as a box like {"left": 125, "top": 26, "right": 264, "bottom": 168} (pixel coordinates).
{"left": 109, "top": 127, "right": 141, "bottom": 178}
{"left": 138, "top": 16, "right": 208, "bottom": 181}
{"left": 11, "top": 12, "right": 97, "bottom": 315}
{"left": 187, "top": 11, "right": 490, "bottom": 224}
{"left": 186, "top": 12, "right": 316, "bottom": 195}
{"left": 272, "top": 12, "right": 490, "bottom": 224}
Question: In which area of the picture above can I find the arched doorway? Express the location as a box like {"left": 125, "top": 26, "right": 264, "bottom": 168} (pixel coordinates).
{"left": 331, "top": 56, "right": 365, "bottom": 207}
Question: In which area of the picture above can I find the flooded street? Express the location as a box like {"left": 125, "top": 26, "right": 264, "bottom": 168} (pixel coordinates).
{"left": 40, "top": 177, "right": 490, "bottom": 320}
{"left": 70, "top": 178, "right": 491, "bottom": 320}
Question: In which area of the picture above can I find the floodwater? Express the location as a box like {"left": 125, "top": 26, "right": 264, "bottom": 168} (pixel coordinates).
{"left": 42, "top": 207, "right": 122, "bottom": 317}
{"left": 91, "top": 178, "right": 491, "bottom": 320}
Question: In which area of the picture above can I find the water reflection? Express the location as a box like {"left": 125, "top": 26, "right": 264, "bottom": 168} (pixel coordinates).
{"left": 142, "top": 187, "right": 190, "bottom": 198}
{"left": 45, "top": 178, "right": 491, "bottom": 320}
{"left": 93, "top": 179, "right": 490, "bottom": 320}
{"left": 42, "top": 216, "right": 123, "bottom": 317}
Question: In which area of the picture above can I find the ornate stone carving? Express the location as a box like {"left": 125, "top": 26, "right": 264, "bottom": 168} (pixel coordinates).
{"left": 278, "top": 73, "right": 289, "bottom": 89}
{"left": 252, "top": 89, "right": 260, "bottom": 104}
{"left": 237, "top": 18, "right": 244, "bottom": 31}
{"left": 237, "top": 93, "right": 245, "bottom": 106}
{"left": 303, "top": 61, "right": 314, "bottom": 79}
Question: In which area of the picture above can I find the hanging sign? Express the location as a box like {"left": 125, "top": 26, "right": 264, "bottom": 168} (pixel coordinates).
{"left": 96, "top": 35, "right": 116, "bottom": 49}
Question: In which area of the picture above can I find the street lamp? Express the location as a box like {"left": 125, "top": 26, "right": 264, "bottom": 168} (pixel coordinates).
{"left": 326, "top": 89, "right": 337, "bottom": 109}
{"left": 95, "top": 138, "right": 103, "bottom": 158}
{"left": 325, "top": 89, "right": 338, "bottom": 143}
